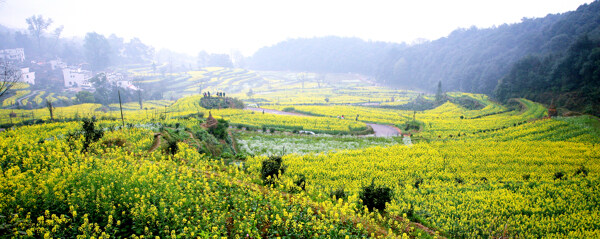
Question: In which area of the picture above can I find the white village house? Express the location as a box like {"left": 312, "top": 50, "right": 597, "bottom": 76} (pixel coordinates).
{"left": 49, "top": 59, "right": 67, "bottom": 70}
{"left": 21, "top": 68, "right": 35, "bottom": 85}
{"left": 107, "top": 73, "right": 139, "bottom": 91}
{"left": 63, "top": 68, "right": 93, "bottom": 88}
{"left": 0, "top": 48, "right": 25, "bottom": 62}
{"left": 0, "top": 48, "right": 34, "bottom": 85}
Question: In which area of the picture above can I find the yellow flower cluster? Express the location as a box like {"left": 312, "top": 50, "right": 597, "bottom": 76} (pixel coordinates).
{"left": 267, "top": 96, "right": 547, "bottom": 139}
{"left": 239, "top": 87, "right": 416, "bottom": 105}
{"left": 268, "top": 104, "right": 411, "bottom": 125}
{"left": 417, "top": 99, "right": 547, "bottom": 138}
{"left": 33, "top": 91, "right": 46, "bottom": 105}
{"left": 246, "top": 140, "right": 600, "bottom": 238}
{"left": 0, "top": 103, "right": 105, "bottom": 124}
{"left": 10, "top": 82, "right": 30, "bottom": 90}
{"left": 1, "top": 122, "right": 413, "bottom": 238}
{"left": 1, "top": 86, "right": 597, "bottom": 238}
{"left": 169, "top": 95, "right": 368, "bottom": 134}
{"left": 109, "top": 100, "right": 173, "bottom": 111}
{"left": 220, "top": 109, "right": 368, "bottom": 133}
{"left": 470, "top": 116, "right": 600, "bottom": 143}
{"left": 2, "top": 90, "right": 30, "bottom": 107}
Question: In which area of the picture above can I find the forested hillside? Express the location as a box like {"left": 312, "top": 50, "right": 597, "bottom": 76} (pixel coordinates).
{"left": 494, "top": 26, "right": 600, "bottom": 115}
{"left": 377, "top": 1, "right": 600, "bottom": 95}
{"left": 249, "top": 1, "right": 600, "bottom": 115}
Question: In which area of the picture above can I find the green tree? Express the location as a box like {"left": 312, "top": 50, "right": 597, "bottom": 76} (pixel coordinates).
{"left": 197, "top": 51, "right": 209, "bottom": 68}
{"left": 76, "top": 90, "right": 95, "bottom": 103}
{"left": 207, "top": 53, "right": 233, "bottom": 67}
{"left": 46, "top": 99, "right": 54, "bottom": 121}
{"left": 50, "top": 25, "right": 63, "bottom": 55}
{"left": 123, "top": 37, "right": 154, "bottom": 64}
{"left": 26, "top": 15, "right": 52, "bottom": 51}
{"left": 297, "top": 72, "right": 306, "bottom": 89}
{"left": 435, "top": 80, "right": 444, "bottom": 104}
{"left": 229, "top": 49, "right": 245, "bottom": 68}
{"left": 89, "top": 73, "right": 110, "bottom": 104}
{"left": 84, "top": 32, "right": 112, "bottom": 71}
{"left": 107, "top": 34, "right": 124, "bottom": 66}
{"left": 81, "top": 117, "right": 104, "bottom": 151}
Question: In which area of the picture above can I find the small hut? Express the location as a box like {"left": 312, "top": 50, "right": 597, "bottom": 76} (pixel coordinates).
{"left": 205, "top": 111, "right": 218, "bottom": 129}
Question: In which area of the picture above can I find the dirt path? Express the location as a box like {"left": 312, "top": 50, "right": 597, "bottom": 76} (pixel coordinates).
{"left": 148, "top": 133, "right": 162, "bottom": 152}
{"left": 366, "top": 123, "right": 401, "bottom": 137}
{"left": 245, "top": 107, "right": 401, "bottom": 137}
{"left": 246, "top": 107, "right": 309, "bottom": 117}
{"left": 228, "top": 131, "right": 239, "bottom": 154}
{"left": 16, "top": 90, "right": 40, "bottom": 106}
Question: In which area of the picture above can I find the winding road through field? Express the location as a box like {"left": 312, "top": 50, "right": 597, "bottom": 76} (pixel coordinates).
{"left": 366, "top": 123, "right": 402, "bottom": 137}
{"left": 245, "top": 107, "right": 308, "bottom": 117}
{"left": 245, "top": 107, "right": 401, "bottom": 137}
{"left": 16, "top": 90, "right": 40, "bottom": 106}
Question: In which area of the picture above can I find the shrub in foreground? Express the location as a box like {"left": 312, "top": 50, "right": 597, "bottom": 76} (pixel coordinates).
{"left": 360, "top": 180, "right": 393, "bottom": 212}
{"left": 260, "top": 156, "right": 286, "bottom": 184}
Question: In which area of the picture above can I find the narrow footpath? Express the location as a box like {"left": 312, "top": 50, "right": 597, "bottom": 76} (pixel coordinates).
{"left": 245, "top": 107, "right": 401, "bottom": 137}
{"left": 245, "top": 107, "right": 308, "bottom": 117}
{"left": 16, "top": 90, "right": 40, "bottom": 106}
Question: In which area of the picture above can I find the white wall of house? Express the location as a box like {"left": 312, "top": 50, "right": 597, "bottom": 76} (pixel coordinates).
{"left": 21, "top": 68, "right": 35, "bottom": 85}
{"left": 0, "top": 48, "right": 25, "bottom": 62}
{"left": 50, "top": 59, "right": 67, "bottom": 70}
{"left": 115, "top": 80, "right": 139, "bottom": 91}
{"left": 63, "top": 68, "right": 92, "bottom": 88}
{"left": 106, "top": 73, "right": 138, "bottom": 91}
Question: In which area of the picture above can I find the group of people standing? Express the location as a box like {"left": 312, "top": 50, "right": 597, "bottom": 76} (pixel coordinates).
{"left": 202, "top": 91, "right": 226, "bottom": 97}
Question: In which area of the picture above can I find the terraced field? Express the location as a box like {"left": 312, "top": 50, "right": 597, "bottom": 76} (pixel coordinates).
{"left": 1, "top": 67, "right": 599, "bottom": 238}
{"left": 2, "top": 66, "right": 416, "bottom": 111}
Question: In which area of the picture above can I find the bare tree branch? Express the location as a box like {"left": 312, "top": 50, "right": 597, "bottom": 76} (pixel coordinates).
{"left": 51, "top": 25, "right": 64, "bottom": 52}
{"left": 0, "top": 61, "right": 23, "bottom": 99}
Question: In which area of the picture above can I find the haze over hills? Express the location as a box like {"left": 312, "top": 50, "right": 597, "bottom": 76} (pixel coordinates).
{"left": 249, "top": 36, "right": 403, "bottom": 76}
{"left": 1, "top": 1, "right": 599, "bottom": 115}
{"left": 248, "top": 1, "right": 600, "bottom": 115}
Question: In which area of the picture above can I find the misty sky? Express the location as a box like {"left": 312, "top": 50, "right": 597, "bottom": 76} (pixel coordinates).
{"left": 0, "top": 0, "right": 594, "bottom": 56}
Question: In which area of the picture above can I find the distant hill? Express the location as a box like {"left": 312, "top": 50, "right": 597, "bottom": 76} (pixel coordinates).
{"left": 378, "top": 1, "right": 600, "bottom": 94}
{"left": 493, "top": 4, "right": 600, "bottom": 115}
{"left": 377, "top": 1, "right": 600, "bottom": 115}
{"left": 248, "top": 36, "right": 403, "bottom": 75}
{"left": 249, "top": 1, "right": 600, "bottom": 115}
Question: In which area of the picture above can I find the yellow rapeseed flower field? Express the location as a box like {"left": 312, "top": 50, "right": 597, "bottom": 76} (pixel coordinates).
{"left": 1, "top": 90, "right": 598, "bottom": 238}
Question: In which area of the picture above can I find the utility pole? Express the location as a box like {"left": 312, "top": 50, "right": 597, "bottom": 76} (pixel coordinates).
{"left": 118, "top": 90, "right": 125, "bottom": 128}
{"left": 138, "top": 90, "right": 143, "bottom": 110}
